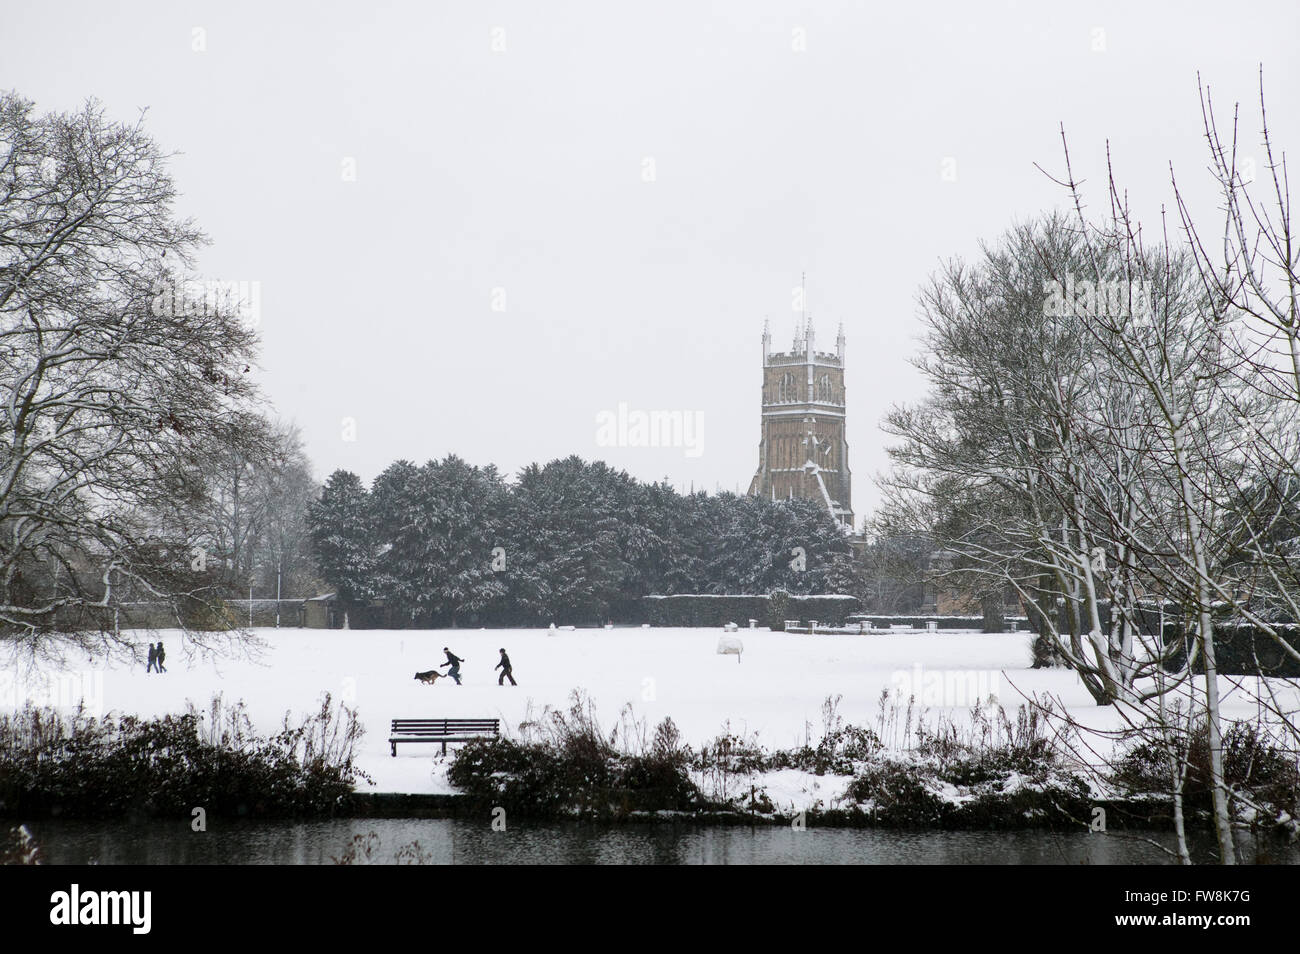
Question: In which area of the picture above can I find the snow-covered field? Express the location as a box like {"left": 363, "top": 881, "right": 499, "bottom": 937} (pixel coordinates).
{"left": 3, "top": 626, "right": 1296, "bottom": 809}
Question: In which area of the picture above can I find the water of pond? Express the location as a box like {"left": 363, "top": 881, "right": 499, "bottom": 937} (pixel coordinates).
{"left": 23, "top": 819, "right": 1297, "bottom": 865}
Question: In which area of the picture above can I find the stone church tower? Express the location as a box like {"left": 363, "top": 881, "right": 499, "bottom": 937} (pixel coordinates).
{"left": 747, "top": 318, "right": 855, "bottom": 529}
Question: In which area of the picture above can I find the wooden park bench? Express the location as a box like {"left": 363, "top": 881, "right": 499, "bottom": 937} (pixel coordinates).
{"left": 389, "top": 718, "right": 500, "bottom": 756}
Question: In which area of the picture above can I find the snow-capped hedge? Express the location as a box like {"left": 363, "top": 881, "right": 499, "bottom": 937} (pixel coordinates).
{"left": 116, "top": 599, "right": 306, "bottom": 629}
{"left": 643, "top": 594, "right": 859, "bottom": 628}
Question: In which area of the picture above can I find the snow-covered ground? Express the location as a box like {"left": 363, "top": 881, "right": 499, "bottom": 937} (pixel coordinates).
{"left": 3, "top": 626, "right": 1296, "bottom": 810}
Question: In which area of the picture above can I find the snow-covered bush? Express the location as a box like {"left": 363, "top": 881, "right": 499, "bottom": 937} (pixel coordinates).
{"left": 845, "top": 762, "right": 949, "bottom": 826}
{"left": 447, "top": 695, "right": 703, "bottom": 816}
{"left": 768, "top": 725, "right": 884, "bottom": 777}
{"left": 0, "top": 694, "right": 368, "bottom": 819}
{"left": 0, "top": 825, "right": 42, "bottom": 865}
{"left": 1113, "top": 719, "right": 1299, "bottom": 825}
{"left": 844, "top": 755, "right": 1091, "bottom": 829}
{"left": 692, "top": 726, "right": 768, "bottom": 803}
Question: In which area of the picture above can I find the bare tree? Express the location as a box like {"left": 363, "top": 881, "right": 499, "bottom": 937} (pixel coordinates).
{"left": 1012, "top": 71, "right": 1299, "bottom": 863}
{"left": 1170, "top": 70, "right": 1300, "bottom": 647}
{"left": 882, "top": 83, "right": 1298, "bottom": 861}
{"left": 881, "top": 214, "right": 1198, "bottom": 705}
{"left": 0, "top": 93, "right": 263, "bottom": 655}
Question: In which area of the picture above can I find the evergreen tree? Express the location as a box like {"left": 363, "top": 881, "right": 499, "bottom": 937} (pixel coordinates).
{"left": 305, "top": 470, "right": 375, "bottom": 605}
{"left": 367, "top": 457, "right": 509, "bottom": 625}
{"left": 308, "top": 455, "right": 865, "bottom": 625}
{"left": 419, "top": 456, "right": 509, "bottom": 625}
{"left": 507, "top": 457, "right": 629, "bottom": 624}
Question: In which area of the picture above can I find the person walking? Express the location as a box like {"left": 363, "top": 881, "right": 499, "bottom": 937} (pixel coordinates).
{"left": 439, "top": 647, "right": 463, "bottom": 685}
{"left": 495, "top": 648, "right": 516, "bottom": 686}
{"left": 156, "top": 641, "right": 167, "bottom": 673}
{"left": 146, "top": 643, "right": 157, "bottom": 674}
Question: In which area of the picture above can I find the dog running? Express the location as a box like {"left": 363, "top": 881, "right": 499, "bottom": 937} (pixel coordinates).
{"left": 413, "top": 669, "right": 445, "bottom": 685}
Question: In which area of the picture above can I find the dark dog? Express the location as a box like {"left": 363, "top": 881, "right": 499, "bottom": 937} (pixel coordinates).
{"left": 414, "top": 669, "right": 444, "bottom": 685}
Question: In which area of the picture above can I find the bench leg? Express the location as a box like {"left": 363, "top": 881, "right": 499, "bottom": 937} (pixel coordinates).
{"left": 441, "top": 741, "right": 447, "bottom": 756}
{"left": 391, "top": 742, "right": 396, "bottom": 757}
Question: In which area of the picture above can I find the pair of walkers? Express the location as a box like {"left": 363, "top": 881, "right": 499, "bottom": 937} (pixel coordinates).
{"left": 145, "top": 642, "right": 167, "bottom": 673}
{"left": 439, "top": 647, "right": 516, "bottom": 685}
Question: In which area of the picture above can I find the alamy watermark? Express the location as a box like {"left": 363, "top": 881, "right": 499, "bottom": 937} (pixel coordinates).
{"left": 50, "top": 884, "right": 151, "bottom": 934}
{"left": 150, "top": 277, "right": 261, "bottom": 327}
{"left": 888, "top": 665, "right": 1001, "bottom": 709}
{"left": 0, "top": 669, "right": 105, "bottom": 716}
{"left": 1043, "top": 275, "right": 1153, "bottom": 318}
{"left": 595, "top": 403, "right": 704, "bottom": 458}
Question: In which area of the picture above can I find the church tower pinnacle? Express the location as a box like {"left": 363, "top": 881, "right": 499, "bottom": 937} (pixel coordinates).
{"left": 746, "top": 296, "right": 854, "bottom": 529}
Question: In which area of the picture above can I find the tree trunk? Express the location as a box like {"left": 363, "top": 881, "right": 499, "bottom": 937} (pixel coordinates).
{"left": 980, "top": 595, "right": 1003, "bottom": 634}
{"left": 1199, "top": 610, "right": 1236, "bottom": 864}
{"left": 1174, "top": 426, "right": 1236, "bottom": 865}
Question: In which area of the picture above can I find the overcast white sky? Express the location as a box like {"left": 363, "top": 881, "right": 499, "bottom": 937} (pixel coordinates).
{"left": 3, "top": 1, "right": 1297, "bottom": 521}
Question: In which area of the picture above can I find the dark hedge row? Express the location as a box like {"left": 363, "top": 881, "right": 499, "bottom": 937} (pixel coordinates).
{"left": 643, "top": 593, "right": 860, "bottom": 628}
{"left": 112, "top": 599, "right": 307, "bottom": 630}
{"left": 1164, "top": 623, "right": 1300, "bottom": 677}
{"left": 1038, "top": 601, "right": 1300, "bottom": 676}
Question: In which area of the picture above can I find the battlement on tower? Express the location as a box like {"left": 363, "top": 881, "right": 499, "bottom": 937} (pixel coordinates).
{"left": 764, "top": 350, "right": 842, "bottom": 367}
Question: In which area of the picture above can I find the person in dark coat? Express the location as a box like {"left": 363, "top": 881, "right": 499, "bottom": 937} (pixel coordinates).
{"left": 439, "top": 647, "right": 463, "bottom": 685}
{"left": 495, "top": 648, "right": 516, "bottom": 686}
{"left": 156, "top": 641, "right": 166, "bottom": 673}
{"left": 146, "top": 643, "right": 157, "bottom": 674}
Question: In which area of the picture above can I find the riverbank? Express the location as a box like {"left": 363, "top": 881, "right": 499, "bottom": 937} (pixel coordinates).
{"left": 7, "top": 625, "right": 1297, "bottom": 794}
{"left": 3, "top": 627, "right": 1297, "bottom": 838}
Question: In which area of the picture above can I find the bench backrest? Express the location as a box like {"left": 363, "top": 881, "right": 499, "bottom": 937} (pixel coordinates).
{"left": 391, "top": 718, "right": 500, "bottom": 734}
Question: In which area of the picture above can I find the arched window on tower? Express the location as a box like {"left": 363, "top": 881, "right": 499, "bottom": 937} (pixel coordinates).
{"left": 778, "top": 372, "right": 797, "bottom": 403}
{"left": 817, "top": 374, "right": 833, "bottom": 402}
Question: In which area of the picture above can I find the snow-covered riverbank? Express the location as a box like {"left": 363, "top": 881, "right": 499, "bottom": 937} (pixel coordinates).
{"left": 4, "top": 626, "right": 1296, "bottom": 814}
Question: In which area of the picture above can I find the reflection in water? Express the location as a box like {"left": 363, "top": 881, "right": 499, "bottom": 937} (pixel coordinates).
{"left": 24, "top": 818, "right": 1297, "bottom": 865}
